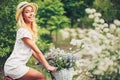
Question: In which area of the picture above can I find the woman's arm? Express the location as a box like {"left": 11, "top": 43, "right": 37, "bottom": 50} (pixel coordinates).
{"left": 32, "top": 50, "right": 42, "bottom": 62}
{"left": 22, "top": 37, "right": 56, "bottom": 71}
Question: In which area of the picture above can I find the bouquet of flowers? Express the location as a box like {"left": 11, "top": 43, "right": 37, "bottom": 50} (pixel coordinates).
{"left": 45, "top": 48, "right": 76, "bottom": 70}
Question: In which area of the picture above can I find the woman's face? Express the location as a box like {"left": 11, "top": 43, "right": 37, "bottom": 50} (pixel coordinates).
{"left": 22, "top": 6, "right": 35, "bottom": 23}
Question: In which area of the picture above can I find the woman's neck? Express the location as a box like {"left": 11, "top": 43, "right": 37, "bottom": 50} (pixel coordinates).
{"left": 26, "top": 22, "right": 32, "bottom": 29}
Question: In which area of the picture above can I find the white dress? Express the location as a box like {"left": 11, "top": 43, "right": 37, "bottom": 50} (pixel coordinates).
{"left": 4, "top": 28, "right": 33, "bottom": 79}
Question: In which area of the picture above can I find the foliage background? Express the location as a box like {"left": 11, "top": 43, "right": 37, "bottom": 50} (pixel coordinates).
{"left": 0, "top": 0, "right": 120, "bottom": 80}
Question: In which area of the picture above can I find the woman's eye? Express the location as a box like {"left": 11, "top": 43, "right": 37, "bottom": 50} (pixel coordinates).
{"left": 25, "top": 10, "right": 34, "bottom": 13}
{"left": 25, "top": 11, "right": 29, "bottom": 13}
{"left": 25, "top": 10, "right": 30, "bottom": 13}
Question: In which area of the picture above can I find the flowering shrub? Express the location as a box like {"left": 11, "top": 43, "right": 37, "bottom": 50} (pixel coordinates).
{"left": 60, "top": 8, "right": 120, "bottom": 80}
{"left": 84, "top": 8, "right": 120, "bottom": 80}
{"left": 45, "top": 48, "right": 76, "bottom": 70}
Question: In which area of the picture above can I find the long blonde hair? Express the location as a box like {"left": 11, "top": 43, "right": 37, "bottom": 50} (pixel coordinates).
{"left": 16, "top": 8, "right": 38, "bottom": 41}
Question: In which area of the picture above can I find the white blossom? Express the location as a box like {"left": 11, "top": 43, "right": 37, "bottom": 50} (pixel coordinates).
{"left": 71, "top": 32, "right": 77, "bottom": 38}
{"left": 94, "top": 17, "right": 100, "bottom": 23}
{"left": 91, "top": 8, "right": 96, "bottom": 13}
{"left": 103, "top": 28, "right": 109, "bottom": 33}
{"left": 69, "top": 28, "right": 76, "bottom": 33}
{"left": 60, "top": 30, "right": 70, "bottom": 40}
{"left": 70, "top": 39, "right": 76, "bottom": 45}
{"left": 94, "top": 12, "right": 102, "bottom": 17}
{"left": 76, "top": 59, "right": 91, "bottom": 70}
{"left": 99, "top": 19, "right": 105, "bottom": 24}
{"left": 70, "top": 39, "right": 82, "bottom": 46}
{"left": 77, "top": 19, "right": 80, "bottom": 22}
{"left": 88, "top": 14, "right": 94, "bottom": 19}
{"left": 116, "top": 28, "right": 120, "bottom": 36}
{"left": 85, "top": 8, "right": 93, "bottom": 14}
{"left": 110, "top": 24, "right": 116, "bottom": 30}
{"left": 114, "top": 19, "right": 120, "bottom": 26}
{"left": 104, "top": 39, "right": 110, "bottom": 45}
{"left": 98, "top": 24, "right": 104, "bottom": 29}
{"left": 103, "top": 23, "right": 108, "bottom": 28}
{"left": 109, "top": 24, "right": 116, "bottom": 33}
{"left": 93, "top": 22, "right": 99, "bottom": 27}
{"left": 106, "top": 33, "right": 113, "bottom": 38}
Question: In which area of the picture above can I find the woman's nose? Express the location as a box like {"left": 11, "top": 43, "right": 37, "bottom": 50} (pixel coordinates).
{"left": 30, "top": 12, "right": 35, "bottom": 16}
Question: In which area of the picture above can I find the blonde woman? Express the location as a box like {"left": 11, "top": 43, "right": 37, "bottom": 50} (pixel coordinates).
{"left": 4, "top": 1, "right": 56, "bottom": 80}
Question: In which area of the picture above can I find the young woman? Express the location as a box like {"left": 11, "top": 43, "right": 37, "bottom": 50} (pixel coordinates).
{"left": 4, "top": 1, "right": 56, "bottom": 80}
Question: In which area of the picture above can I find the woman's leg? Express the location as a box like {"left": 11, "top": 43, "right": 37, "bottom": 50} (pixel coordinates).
{"left": 17, "top": 67, "right": 46, "bottom": 80}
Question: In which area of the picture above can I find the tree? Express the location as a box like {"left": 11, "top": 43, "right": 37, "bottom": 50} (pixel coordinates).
{"left": 0, "top": 0, "right": 18, "bottom": 68}
{"left": 61, "top": 0, "right": 95, "bottom": 27}
{"left": 111, "top": 0, "right": 120, "bottom": 19}
{"left": 93, "top": 0, "right": 117, "bottom": 23}
{"left": 37, "top": 0, "right": 70, "bottom": 36}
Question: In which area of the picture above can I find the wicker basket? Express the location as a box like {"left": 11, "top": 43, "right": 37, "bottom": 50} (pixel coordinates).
{"left": 52, "top": 68, "right": 75, "bottom": 80}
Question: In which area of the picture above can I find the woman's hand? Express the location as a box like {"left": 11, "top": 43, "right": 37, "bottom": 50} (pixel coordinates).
{"left": 46, "top": 65, "right": 57, "bottom": 72}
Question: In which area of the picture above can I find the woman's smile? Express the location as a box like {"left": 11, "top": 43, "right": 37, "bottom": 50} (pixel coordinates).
{"left": 23, "top": 6, "right": 35, "bottom": 23}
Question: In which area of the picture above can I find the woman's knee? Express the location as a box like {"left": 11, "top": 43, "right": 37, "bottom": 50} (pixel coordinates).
{"left": 32, "top": 69, "right": 46, "bottom": 80}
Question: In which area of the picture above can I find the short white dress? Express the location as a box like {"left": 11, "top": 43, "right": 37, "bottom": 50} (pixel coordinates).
{"left": 4, "top": 27, "right": 33, "bottom": 79}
